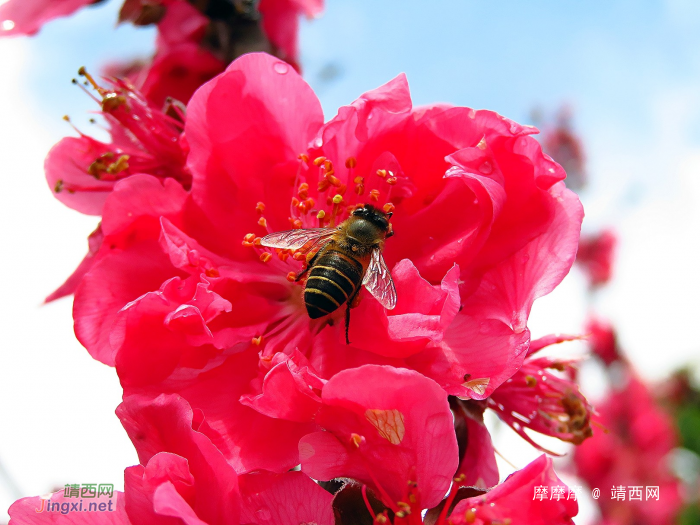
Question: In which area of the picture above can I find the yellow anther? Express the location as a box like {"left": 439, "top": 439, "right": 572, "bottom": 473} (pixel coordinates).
{"left": 525, "top": 375, "right": 537, "bottom": 387}
{"left": 313, "top": 156, "right": 326, "bottom": 167}
{"left": 318, "top": 179, "right": 331, "bottom": 192}
{"left": 293, "top": 251, "right": 306, "bottom": 261}
{"left": 291, "top": 218, "right": 303, "bottom": 229}
{"left": 355, "top": 184, "right": 365, "bottom": 196}
{"left": 244, "top": 233, "right": 256, "bottom": 242}
{"left": 324, "top": 159, "right": 333, "bottom": 171}
{"left": 291, "top": 197, "right": 300, "bottom": 207}
{"left": 383, "top": 202, "right": 395, "bottom": 214}
{"left": 345, "top": 157, "right": 357, "bottom": 169}
{"left": 316, "top": 210, "right": 326, "bottom": 219}
{"left": 353, "top": 176, "right": 364, "bottom": 184}
{"left": 350, "top": 433, "right": 363, "bottom": 448}
{"left": 328, "top": 174, "right": 341, "bottom": 187}
{"left": 253, "top": 237, "right": 263, "bottom": 246}
{"left": 453, "top": 473, "right": 466, "bottom": 483}
{"left": 305, "top": 197, "right": 315, "bottom": 208}
{"left": 338, "top": 183, "right": 347, "bottom": 195}
{"left": 286, "top": 271, "right": 297, "bottom": 282}
{"left": 54, "top": 180, "right": 64, "bottom": 193}
{"left": 332, "top": 194, "right": 343, "bottom": 205}
{"left": 278, "top": 251, "right": 289, "bottom": 262}
{"left": 252, "top": 336, "right": 263, "bottom": 346}
{"left": 259, "top": 252, "right": 272, "bottom": 263}
{"left": 375, "top": 515, "right": 388, "bottom": 524}
{"left": 376, "top": 169, "right": 387, "bottom": 178}
{"left": 386, "top": 177, "right": 397, "bottom": 185}
{"left": 464, "top": 508, "right": 476, "bottom": 523}
{"left": 298, "top": 153, "right": 310, "bottom": 163}
{"left": 298, "top": 182, "right": 309, "bottom": 198}
{"left": 255, "top": 201, "right": 265, "bottom": 214}
{"left": 369, "top": 189, "right": 380, "bottom": 202}
{"left": 257, "top": 217, "right": 268, "bottom": 228}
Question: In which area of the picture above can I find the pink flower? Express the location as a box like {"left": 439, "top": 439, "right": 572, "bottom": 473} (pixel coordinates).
{"left": 448, "top": 455, "right": 578, "bottom": 525}
{"left": 585, "top": 317, "right": 620, "bottom": 365}
{"left": 574, "top": 369, "right": 682, "bottom": 525}
{"left": 258, "top": 0, "right": 324, "bottom": 69}
{"left": 46, "top": 73, "right": 189, "bottom": 217}
{"left": 576, "top": 229, "right": 617, "bottom": 288}
{"left": 0, "top": 0, "right": 95, "bottom": 36}
{"left": 542, "top": 108, "right": 586, "bottom": 191}
{"left": 74, "top": 52, "right": 582, "bottom": 400}
{"left": 9, "top": 393, "right": 334, "bottom": 524}
{"left": 488, "top": 335, "right": 594, "bottom": 452}
{"left": 300, "top": 365, "right": 458, "bottom": 514}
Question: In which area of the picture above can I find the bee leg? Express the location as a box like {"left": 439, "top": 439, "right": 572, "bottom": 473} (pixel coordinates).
{"left": 345, "top": 304, "right": 351, "bottom": 345}
{"left": 345, "top": 288, "right": 361, "bottom": 345}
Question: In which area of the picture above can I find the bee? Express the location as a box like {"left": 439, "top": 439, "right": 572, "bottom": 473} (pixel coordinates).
{"left": 261, "top": 204, "right": 397, "bottom": 344}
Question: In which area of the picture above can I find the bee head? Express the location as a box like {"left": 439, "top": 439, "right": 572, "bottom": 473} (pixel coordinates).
{"left": 352, "top": 204, "right": 391, "bottom": 232}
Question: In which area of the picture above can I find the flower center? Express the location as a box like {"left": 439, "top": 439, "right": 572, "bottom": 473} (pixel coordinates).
{"left": 241, "top": 153, "right": 398, "bottom": 274}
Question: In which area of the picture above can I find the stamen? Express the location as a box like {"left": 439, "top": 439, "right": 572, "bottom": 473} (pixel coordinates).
{"left": 298, "top": 153, "right": 309, "bottom": 163}
{"left": 318, "top": 179, "right": 331, "bottom": 192}
{"left": 376, "top": 169, "right": 387, "bottom": 179}
{"left": 286, "top": 271, "right": 297, "bottom": 282}
{"left": 253, "top": 237, "right": 263, "bottom": 246}
{"left": 293, "top": 252, "right": 306, "bottom": 261}
{"left": 298, "top": 183, "right": 309, "bottom": 199}
{"left": 256, "top": 201, "right": 265, "bottom": 214}
{"left": 324, "top": 159, "right": 333, "bottom": 172}
{"left": 386, "top": 177, "right": 397, "bottom": 185}
{"left": 345, "top": 156, "right": 357, "bottom": 169}
{"left": 259, "top": 252, "right": 272, "bottom": 263}
{"left": 313, "top": 156, "right": 326, "bottom": 167}
{"left": 383, "top": 202, "right": 395, "bottom": 214}
{"left": 252, "top": 336, "right": 263, "bottom": 346}
{"left": 316, "top": 209, "right": 326, "bottom": 227}
{"left": 369, "top": 189, "right": 380, "bottom": 202}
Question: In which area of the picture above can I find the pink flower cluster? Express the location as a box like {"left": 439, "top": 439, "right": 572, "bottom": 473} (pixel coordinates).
{"left": 0, "top": 0, "right": 322, "bottom": 106}
{"left": 9, "top": 50, "right": 591, "bottom": 523}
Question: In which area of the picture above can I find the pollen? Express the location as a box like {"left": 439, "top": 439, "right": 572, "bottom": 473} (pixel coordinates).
{"left": 369, "top": 189, "right": 380, "bottom": 202}
{"left": 252, "top": 336, "right": 263, "bottom": 346}
{"left": 298, "top": 153, "right": 309, "bottom": 163}
{"left": 386, "top": 177, "right": 397, "bottom": 185}
{"left": 354, "top": 184, "right": 365, "bottom": 196}
{"left": 318, "top": 179, "right": 331, "bottom": 192}
{"left": 324, "top": 159, "right": 334, "bottom": 171}
{"left": 350, "top": 433, "right": 363, "bottom": 448}
{"left": 259, "top": 252, "right": 272, "bottom": 263}
{"left": 293, "top": 251, "right": 306, "bottom": 261}
{"left": 332, "top": 194, "right": 344, "bottom": 205}
{"left": 313, "top": 156, "right": 326, "bottom": 167}
{"left": 345, "top": 156, "right": 357, "bottom": 169}
{"left": 298, "top": 182, "right": 309, "bottom": 199}
{"left": 286, "top": 271, "right": 297, "bottom": 282}
{"left": 255, "top": 201, "right": 265, "bottom": 214}
{"left": 253, "top": 237, "right": 263, "bottom": 246}
{"left": 383, "top": 202, "right": 395, "bottom": 214}
{"left": 316, "top": 210, "right": 326, "bottom": 219}
{"left": 376, "top": 169, "right": 387, "bottom": 178}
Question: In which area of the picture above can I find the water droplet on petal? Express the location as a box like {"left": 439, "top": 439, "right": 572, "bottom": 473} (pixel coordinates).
{"left": 256, "top": 509, "right": 272, "bottom": 520}
{"left": 478, "top": 161, "right": 493, "bottom": 174}
{"left": 273, "top": 62, "right": 289, "bottom": 75}
{"left": 2, "top": 20, "right": 15, "bottom": 31}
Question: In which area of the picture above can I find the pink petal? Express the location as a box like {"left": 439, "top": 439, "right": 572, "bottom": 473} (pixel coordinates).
{"left": 300, "top": 365, "right": 457, "bottom": 509}
{"left": 239, "top": 471, "right": 334, "bottom": 525}
{"left": 450, "top": 456, "right": 578, "bottom": 525}
{"left": 0, "top": 0, "right": 94, "bottom": 36}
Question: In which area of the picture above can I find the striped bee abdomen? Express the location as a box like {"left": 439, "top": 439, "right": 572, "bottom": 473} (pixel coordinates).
{"left": 304, "top": 249, "right": 363, "bottom": 319}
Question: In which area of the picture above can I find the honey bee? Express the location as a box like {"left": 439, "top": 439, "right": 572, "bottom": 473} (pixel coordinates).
{"left": 261, "top": 204, "right": 397, "bottom": 343}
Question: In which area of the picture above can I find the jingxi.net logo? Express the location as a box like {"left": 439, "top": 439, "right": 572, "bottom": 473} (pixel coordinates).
{"left": 35, "top": 483, "right": 116, "bottom": 515}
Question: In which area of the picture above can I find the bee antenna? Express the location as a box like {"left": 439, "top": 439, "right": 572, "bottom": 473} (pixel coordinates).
{"left": 387, "top": 212, "right": 393, "bottom": 218}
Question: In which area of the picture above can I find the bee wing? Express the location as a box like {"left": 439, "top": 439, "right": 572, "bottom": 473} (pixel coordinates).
{"left": 363, "top": 248, "right": 397, "bottom": 310}
{"left": 260, "top": 228, "right": 336, "bottom": 251}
